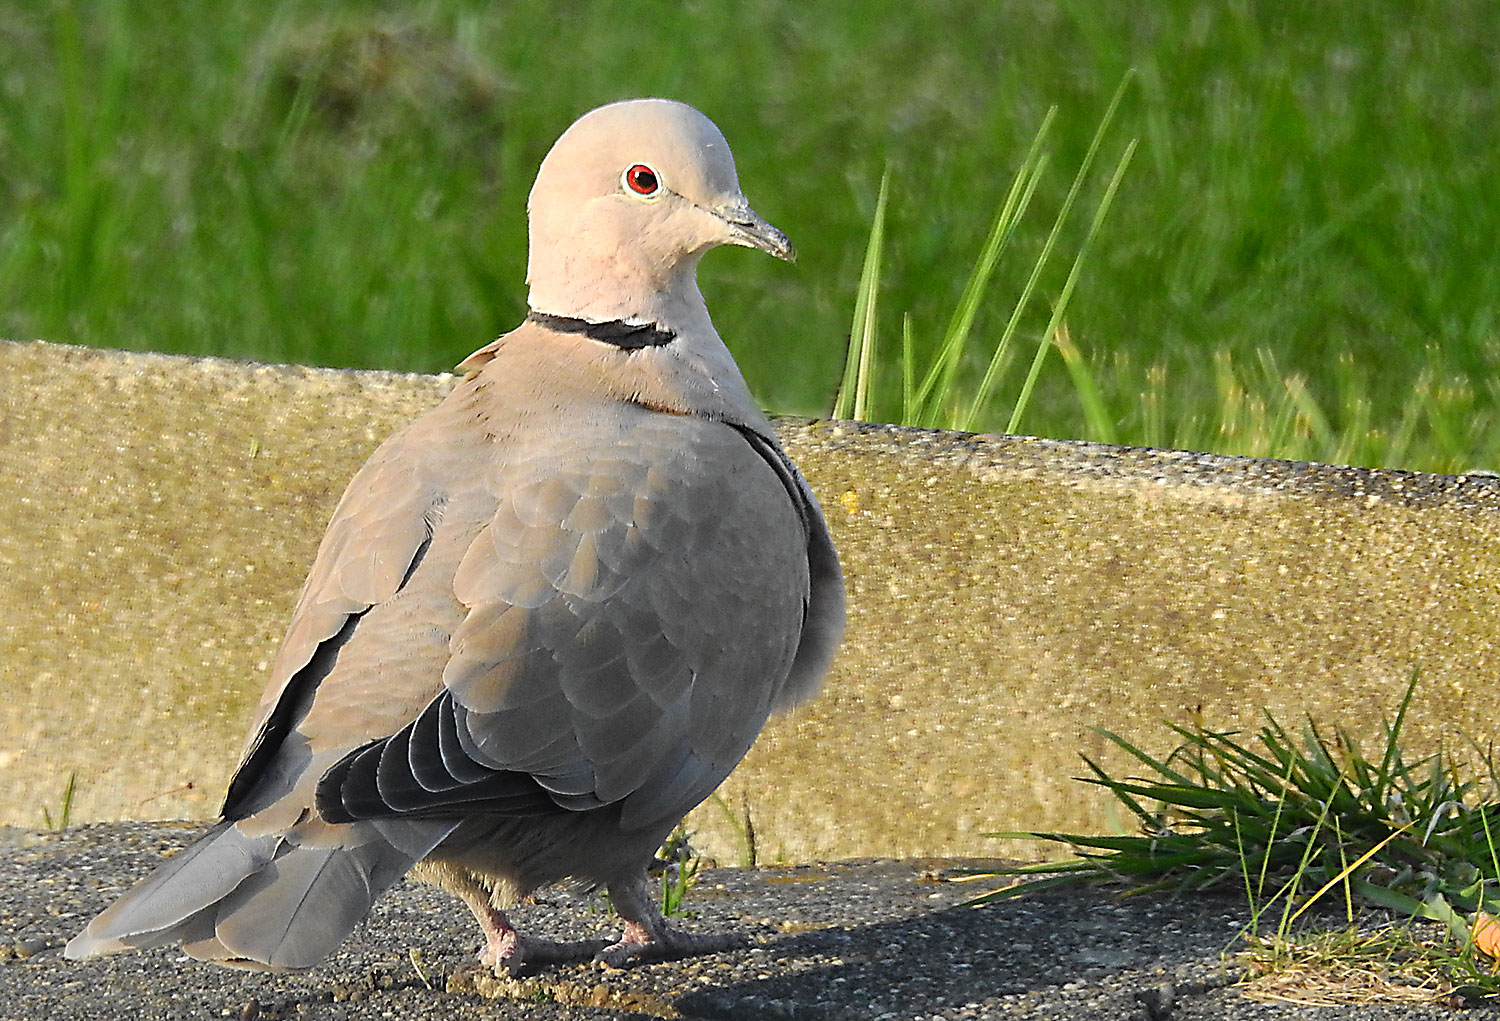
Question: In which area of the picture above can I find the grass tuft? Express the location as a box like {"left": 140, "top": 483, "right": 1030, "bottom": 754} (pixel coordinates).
{"left": 41, "top": 772, "right": 77, "bottom": 832}
{"left": 1239, "top": 925, "right": 1463, "bottom": 1007}
{"left": 654, "top": 826, "right": 703, "bottom": 919}
{"left": 970, "top": 674, "right": 1500, "bottom": 1000}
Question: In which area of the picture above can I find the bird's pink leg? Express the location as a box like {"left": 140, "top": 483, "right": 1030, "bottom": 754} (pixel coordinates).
{"left": 596, "top": 871, "right": 746, "bottom": 968}
{"left": 451, "top": 877, "right": 605, "bottom": 976}
{"left": 470, "top": 903, "right": 522, "bottom": 971}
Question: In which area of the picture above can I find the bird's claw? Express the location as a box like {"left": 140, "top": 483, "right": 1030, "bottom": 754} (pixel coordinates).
{"left": 485, "top": 934, "right": 610, "bottom": 977}
{"left": 594, "top": 925, "right": 747, "bottom": 969}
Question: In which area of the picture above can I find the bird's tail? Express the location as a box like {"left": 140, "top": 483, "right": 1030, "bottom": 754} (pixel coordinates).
{"left": 65, "top": 816, "right": 455, "bottom": 970}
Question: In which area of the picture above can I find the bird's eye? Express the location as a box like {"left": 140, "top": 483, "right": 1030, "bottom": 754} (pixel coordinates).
{"left": 623, "top": 164, "right": 660, "bottom": 196}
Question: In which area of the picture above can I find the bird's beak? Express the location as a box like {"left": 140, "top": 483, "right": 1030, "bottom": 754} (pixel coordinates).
{"left": 718, "top": 201, "right": 797, "bottom": 263}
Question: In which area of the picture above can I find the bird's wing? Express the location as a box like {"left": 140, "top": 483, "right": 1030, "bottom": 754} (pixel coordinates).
{"left": 317, "top": 408, "right": 812, "bottom": 833}
{"left": 222, "top": 416, "right": 449, "bottom": 819}
{"left": 730, "top": 425, "right": 845, "bottom": 711}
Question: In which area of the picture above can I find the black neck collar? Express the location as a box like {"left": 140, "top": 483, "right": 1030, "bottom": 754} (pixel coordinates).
{"left": 527, "top": 311, "right": 676, "bottom": 350}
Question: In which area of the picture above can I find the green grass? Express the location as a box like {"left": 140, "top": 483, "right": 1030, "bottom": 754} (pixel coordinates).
{"left": 654, "top": 826, "right": 703, "bottom": 920}
{"left": 708, "top": 791, "right": 760, "bottom": 868}
{"left": 2, "top": 2, "right": 1499, "bottom": 471}
{"left": 974, "top": 675, "right": 1500, "bottom": 1001}
{"left": 834, "top": 74, "right": 1138, "bottom": 433}
{"left": 40, "top": 771, "right": 77, "bottom": 831}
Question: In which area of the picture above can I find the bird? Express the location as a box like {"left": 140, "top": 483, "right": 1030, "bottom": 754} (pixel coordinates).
{"left": 65, "top": 97, "right": 845, "bottom": 975}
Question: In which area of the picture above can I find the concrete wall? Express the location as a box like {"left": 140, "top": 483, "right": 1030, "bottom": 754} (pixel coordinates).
{"left": 4, "top": 340, "right": 1499, "bottom": 863}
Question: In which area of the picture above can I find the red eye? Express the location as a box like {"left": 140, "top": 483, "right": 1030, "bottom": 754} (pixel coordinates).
{"left": 624, "top": 164, "right": 660, "bottom": 195}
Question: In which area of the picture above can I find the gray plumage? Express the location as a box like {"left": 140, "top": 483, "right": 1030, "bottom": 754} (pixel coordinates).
{"left": 65, "top": 97, "right": 844, "bottom": 973}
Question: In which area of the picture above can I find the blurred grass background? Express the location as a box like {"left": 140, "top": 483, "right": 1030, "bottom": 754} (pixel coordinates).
{"left": 2, "top": 1, "right": 1497, "bottom": 471}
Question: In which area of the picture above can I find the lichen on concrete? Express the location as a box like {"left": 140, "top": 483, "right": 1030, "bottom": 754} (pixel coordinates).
{"left": 4, "top": 341, "right": 1499, "bottom": 865}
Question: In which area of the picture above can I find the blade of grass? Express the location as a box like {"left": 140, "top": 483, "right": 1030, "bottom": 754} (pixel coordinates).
{"left": 1287, "top": 822, "right": 1416, "bottom": 930}
{"left": 1079, "top": 754, "right": 1159, "bottom": 825}
{"left": 968, "top": 70, "right": 1132, "bottom": 432}
{"left": 1482, "top": 806, "right": 1500, "bottom": 913}
{"left": 834, "top": 169, "right": 888, "bottom": 421}
{"left": 1052, "top": 321, "right": 1117, "bottom": 445}
{"left": 1002, "top": 133, "right": 1140, "bottom": 431}
{"left": 899, "top": 313, "right": 916, "bottom": 423}
{"left": 1091, "top": 726, "right": 1198, "bottom": 788}
{"left": 911, "top": 111, "right": 1055, "bottom": 425}
{"left": 1379, "top": 672, "right": 1422, "bottom": 782}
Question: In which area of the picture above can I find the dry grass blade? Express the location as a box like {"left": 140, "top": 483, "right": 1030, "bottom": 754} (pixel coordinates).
{"left": 1239, "top": 928, "right": 1462, "bottom": 1007}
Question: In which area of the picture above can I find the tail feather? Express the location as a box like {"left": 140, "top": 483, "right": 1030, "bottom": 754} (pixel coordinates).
{"left": 209, "top": 822, "right": 430, "bottom": 969}
{"left": 64, "top": 823, "right": 277, "bottom": 960}
{"left": 211, "top": 844, "right": 374, "bottom": 968}
{"left": 67, "top": 818, "right": 457, "bottom": 970}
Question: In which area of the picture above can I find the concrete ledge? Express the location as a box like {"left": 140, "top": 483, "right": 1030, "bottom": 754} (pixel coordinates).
{"left": 4, "top": 340, "right": 1499, "bottom": 862}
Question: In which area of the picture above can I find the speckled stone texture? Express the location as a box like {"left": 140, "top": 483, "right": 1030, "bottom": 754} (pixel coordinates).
{"left": 2, "top": 823, "right": 1483, "bottom": 1020}
{"left": 3, "top": 340, "right": 1499, "bottom": 864}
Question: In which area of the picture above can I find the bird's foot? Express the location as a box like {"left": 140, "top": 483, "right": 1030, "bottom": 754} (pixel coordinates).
{"left": 473, "top": 903, "right": 606, "bottom": 976}
{"left": 593, "top": 870, "right": 750, "bottom": 968}
{"left": 482, "top": 932, "right": 610, "bottom": 977}
{"left": 594, "top": 919, "right": 747, "bottom": 968}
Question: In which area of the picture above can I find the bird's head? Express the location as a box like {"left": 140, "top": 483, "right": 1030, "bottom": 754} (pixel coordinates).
{"left": 524, "top": 98, "right": 793, "bottom": 328}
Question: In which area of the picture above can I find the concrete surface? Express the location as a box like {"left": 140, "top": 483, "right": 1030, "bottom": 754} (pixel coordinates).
{"left": 3, "top": 340, "right": 1500, "bottom": 864}
{"left": 2, "top": 822, "right": 1483, "bottom": 1020}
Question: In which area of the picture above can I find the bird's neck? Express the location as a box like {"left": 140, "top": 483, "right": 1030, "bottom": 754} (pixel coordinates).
{"left": 526, "top": 250, "right": 713, "bottom": 337}
{"left": 517, "top": 251, "right": 769, "bottom": 430}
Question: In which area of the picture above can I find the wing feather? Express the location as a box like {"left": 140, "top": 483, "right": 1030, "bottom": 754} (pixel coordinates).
{"left": 223, "top": 432, "right": 446, "bottom": 816}
{"left": 318, "top": 411, "right": 815, "bottom": 832}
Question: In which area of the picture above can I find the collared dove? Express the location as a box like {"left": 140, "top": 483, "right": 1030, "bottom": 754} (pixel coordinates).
{"left": 65, "top": 98, "right": 844, "bottom": 974}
